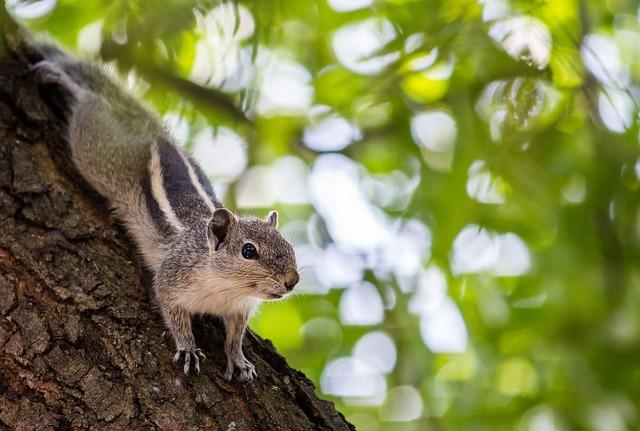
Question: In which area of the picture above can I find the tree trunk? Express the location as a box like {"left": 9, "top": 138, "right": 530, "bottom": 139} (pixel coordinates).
{"left": 0, "top": 14, "right": 353, "bottom": 431}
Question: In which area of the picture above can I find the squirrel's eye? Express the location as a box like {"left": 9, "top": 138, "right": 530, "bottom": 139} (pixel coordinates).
{"left": 242, "top": 243, "right": 259, "bottom": 260}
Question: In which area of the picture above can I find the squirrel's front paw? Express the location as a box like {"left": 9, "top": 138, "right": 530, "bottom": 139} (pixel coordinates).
{"left": 224, "top": 356, "right": 257, "bottom": 382}
{"left": 173, "top": 347, "right": 206, "bottom": 375}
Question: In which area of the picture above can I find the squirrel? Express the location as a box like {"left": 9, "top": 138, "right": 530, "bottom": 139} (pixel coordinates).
{"left": 31, "top": 46, "right": 300, "bottom": 382}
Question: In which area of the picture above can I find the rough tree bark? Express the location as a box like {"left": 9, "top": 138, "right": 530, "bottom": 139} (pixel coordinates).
{"left": 0, "top": 12, "right": 353, "bottom": 431}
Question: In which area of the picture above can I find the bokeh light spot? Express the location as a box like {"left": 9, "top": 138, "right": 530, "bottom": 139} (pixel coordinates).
{"left": 339, "top": 282, "right": 384, "bottom": 326}
{"left": 353, "top": 331, "right": 397, "bottom": 374}
{"left": 332, "top": 18, "right": 399, "bottom": 75}
{"left": 420, "top": 298, "right": 468, "bottom": 353}
{"left": 411, "top": 110, "right": 457, "bottom": 172}
{"left": 379, "top": 386, "right": 423, "bottom": 422}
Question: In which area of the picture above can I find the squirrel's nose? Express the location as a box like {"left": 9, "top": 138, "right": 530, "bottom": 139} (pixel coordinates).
{"left": 284, "top": 272, "right": 299, "bottom": 291}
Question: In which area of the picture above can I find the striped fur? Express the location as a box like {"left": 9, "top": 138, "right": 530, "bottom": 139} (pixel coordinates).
{"left": 146, "top": 139, "right": 217, "bottom": 234}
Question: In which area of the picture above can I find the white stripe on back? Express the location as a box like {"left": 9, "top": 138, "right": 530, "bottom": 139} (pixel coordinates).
{"left": 148, "top": 142, "right": 184, "bottom": 232}
{"left": 178, "top": 152, "right": 215, "bottom": 213}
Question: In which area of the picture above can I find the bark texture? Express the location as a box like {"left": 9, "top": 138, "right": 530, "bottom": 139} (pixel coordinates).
{"left": 0, "top": 17, "right": 353, "bottom": 431}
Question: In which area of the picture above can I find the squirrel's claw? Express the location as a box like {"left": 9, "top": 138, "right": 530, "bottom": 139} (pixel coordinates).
{"left": 224, "top": 356, "right": 257, "bottom": 382}
{"left": 238, "top": 360, "right": 257, "bottom": 382}
{"left": 184, "top": 351, "right": 191, "bottom": 375}
{"left": 173, "top": 347, "right": 205, "bottom": 375}
{"left": 223, "top": 362, "right": 234, "bottom": 382}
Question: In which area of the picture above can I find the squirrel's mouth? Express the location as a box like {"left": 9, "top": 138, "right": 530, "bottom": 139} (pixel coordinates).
{"left": 253, "top": 290, "right": 287, "bottom": 301}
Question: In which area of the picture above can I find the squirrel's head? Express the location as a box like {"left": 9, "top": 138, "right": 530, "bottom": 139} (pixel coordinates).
{"left": 206, "top": 208, "right": 299, "bottom": 300}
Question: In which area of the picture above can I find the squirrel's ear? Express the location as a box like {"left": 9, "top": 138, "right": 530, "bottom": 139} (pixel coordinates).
{"left": 266, "top": 210, "right": 278, "bottom": 228}
{"left": 208, "top": 208, "right": 237, "bottom": 250}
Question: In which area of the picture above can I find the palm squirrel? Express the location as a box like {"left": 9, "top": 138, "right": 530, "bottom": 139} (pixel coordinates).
{"left": 32, "top": 47, "right": 299, "bottom": 382}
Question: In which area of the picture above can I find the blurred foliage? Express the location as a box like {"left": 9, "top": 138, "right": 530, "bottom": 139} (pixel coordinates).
{"left": 10, "top": 0, "right": 640, "bottom": 429}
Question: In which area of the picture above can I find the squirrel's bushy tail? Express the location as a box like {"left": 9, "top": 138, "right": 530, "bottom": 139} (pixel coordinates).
{"left": 33, "top": 43, "right": 175, "bottom": 271}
